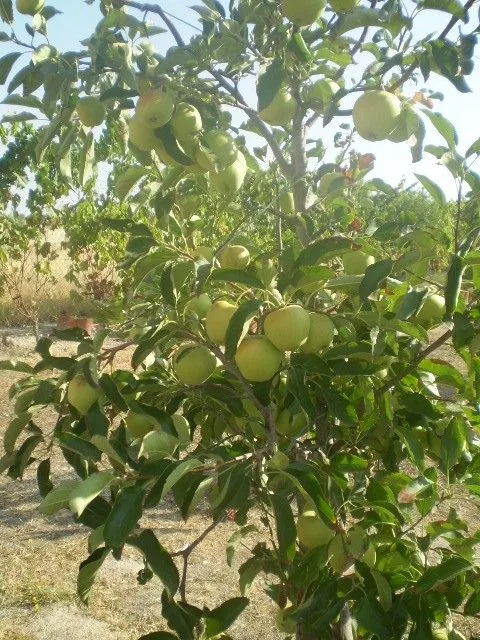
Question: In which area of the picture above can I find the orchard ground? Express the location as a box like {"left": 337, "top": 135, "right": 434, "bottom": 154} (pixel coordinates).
{"left": 0, "top": 328, "right": 478, "bottom": 640}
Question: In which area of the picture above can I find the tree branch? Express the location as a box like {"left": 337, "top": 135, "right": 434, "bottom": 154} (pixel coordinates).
{"left": 119, "top": 0, "right": 185, "bottom": 46}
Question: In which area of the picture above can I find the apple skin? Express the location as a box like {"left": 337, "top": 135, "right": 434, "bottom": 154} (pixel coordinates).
{"left": 352, "top": 90, "right": 402, "bottom": 141}
{"left": 125, "top": 410, "right": 157, "bottom": 439}
{"left": 297, "top": 510, "right": 335, "bottom": 548}
{"left": 205, "top": 300, "right": 238, "bottom": 345}
{"left": 318, "top": 172, "right": 345, "bottom": 197}
{"left": 135, "top": 88, "right": 175, "bottom": 129}
{"left": 259, "top": 87, "right": 297, "bottom": 127}
{"left": 209, "top": 152, "right": 247, "bottom": 196}
{"left": 415, "top": 294, "right": 445, "bottom": 327}
{"left": 219, "top": 245, "right": 250, "bottom": 269}
{"left": 276, "top": 408, "right": 308, "bottom": 437}
{"left": 16, "top": 0, "right": 44, "bottom": 14}
{"left": 281, "top": 0, "right": 326, "bottom": 26}
{"left": 280, "top": 191, "right": 295, "bottom": 215}
{"left": 128, "top": 115, "right": 158, "bottom": 152}
{"left": 305, "top": 78, "right": 340, "bottom": 113}
{"left": 300, "top": 313, "right": 335, "bottom": 353}
{"left": 76, "top": 97, "right": 106, "bottom": 128}
{"left": 174, "top": 343, "right": 216, "bottom": 385}
{"left": 235, "top": 336, "right": 283, "bottom": 382}
{"left": 171, "top": 102, "right": 202, "bottom": 140}
{"left": 342, "top": 250, "right": 375, "bottom": 275}
{"left": 330, "top": 0, "right": 358, "bottom": 11}
{"left": 185, "top": 293, "right": 212, "bottom": 319}
{"left": 67, "top": 375, "right": 99, "bottom": 415}
{"left": 266, "top": 450, "right": 290, "bottom": 470}
{"left": 264, "top": 304, "right": 310, "bottom": 351}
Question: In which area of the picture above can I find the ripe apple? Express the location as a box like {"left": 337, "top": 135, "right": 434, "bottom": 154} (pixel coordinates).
{"left": 135, "top": 88, "right": 175, "bottom": 129}
{"left": 352, "top": 90, "right": 402, "bottom": 141}
{"left": 16, "top": 0, "right": 44, "bottom": 14}
{"left": 305, "top": 78, "right": 340, "bottom": 113}
{"left": 301, "top": 313, "right": 335, "bottom": 353}
{"left": 281, "top": 0, "right": 326, "bottom": 26}
{"left": 205, "top": 300, "right": 238, "bottom": 344}
{"left": 209, "top": 152, "right": 247, "bottom": 196}
{"left": 235, "top": 336, "right": 283, "bottom": 382}
{"left": 276, "top": 408, "right": 308, "bottom": 437}
{"left": 219, "top": 245, "right": 250, "bottom": 269}
{"left": 128, "top": 116, "right": 158, "bottom": 152}
{"left": 342, "top": 250, "right": 375, "bottom": 275}
{"left": 264, "top": 304, "right": 310, "bottom": 351}
{"left": 415, "top": 294, "right": 445, "bottom": 327}
{"left": 185, "top": 293, "right": 212, "bottom": 319}
{"left": 259, "top": 87, "right": 297, "bottom": 127}
{"left": 76, "top": 96, "right": 106, "bottom": 128}
{"left": 280, "top": 191, "right": 295, "bottom": 215}
{"left": 125, "top": 410, "right": 157, "bottom": 439}
{"left": 196, "top": 129, "right": 238, "bottom": 170}
{"left": 67, "top": 375, "right": 99, "bottom": 415}
{"left": 193, "top": 245, "right": 215, "bottom": 262}
{"left": 174, "top": 343, "right": 216, "bottom": 385}
{"left": 330, "top": 0, "right": 358, "bottom": 11}
{"left": 297, "top": 510, "right": 335, "bottom": 548}
{"left": 318, "top": 172, "right": 345, "bottom": 197}
{"left": 171, "top": 102, "right": 202, "bottom": 140}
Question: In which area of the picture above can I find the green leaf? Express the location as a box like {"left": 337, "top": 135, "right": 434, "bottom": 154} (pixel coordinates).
{"left": 79, "top": 131, "right": 95, "bottom": 187}
{"left": 331, "top": 453, "right": 368, "bottom": 473}
{"left": 288, "top": 31, "right": 312, "bottom": 63}
{"left": 160, "top": 263, "right": 177, "bottom": 306}
{"left": 0, "top": 52, "right": 21, "bottom": 84}
{"left": 285, "top": 462, "right": 335, "bottom": 525}
{"left": 68, "top": 471, "right": 114, "bottom": 518}
{"left": 114, "top": 166, "right": 147, "bottom": 201}
{"left": 161, "top": 590, "right": 197, "bottom": 640}
{"left": 419, "top": 0, "right": 465, "bottom": 19}
{"left": 359, "top": 259, "right": 393, "bottom": 300}
{"left": 77, "top": 547, "right": 109, "bottom": 604}
{"left": 415, "top": 556, "right": 472, "bottom": 593}
{"left": 129, "top": 529, "right": 179, "bottom": 596}
{"left": 423, "top": 110, "right": 458, "bottom": 149}
{"left": 204, "top": 597, "right": 249, "bottom": 638}
{"left": 57, "top": 432, "right": 102, "bottom": 463}
{"left": 8, "top": 434, "right": 43, "bottom": 479}
{"left": 256, "top": 59, "right": 284, "bottom": 112}
{"left": 414, "top": 173, "right": 446, "bottom": 205}
{"left": 464, "top": 589, "right": 480, "bottom": 615}
{"left": 445, "top": 254, "right": 464, "bottom": 319}
{"left": 209, "top": 268, "right": 264, "bottom": 289}
{"left": 99, "top": 374, "right": 128, "bottom": 412}
{"left": 270, "top": 494, "right": 296, "bottom": 562}
{"left": 37, "top": 458, "right": 53, "bottom": 497}
{"left": 104, "top": 485, "right": 145, "bottom": 548}
{"left": 395, "top": 289, "right": 428, "bottom": 320}
{"left": 225, "top": 299, "right": 262, "bottom": 359}
{"left": 161, "top": 459, "right": 203, "bottom": 500}
{"left": 0, "top": 0, "right": 12, "bottom": 23}
{"left": 226, "top": 525, "right": 257, "bottom": 567}
{"left": 138, "top": 634, "right": 178, "bottom": 640}
{"left": 441, "top": 417, "right": 466, "bottom": 472}
{"left": 466, "top": 138, "right": 480, "bottom": 158}
{"left": 296, "top": 236, "right": 352, "bottom": 267}
{"left": 3, "top": 414, "right": 30, "bottom": 453}
{"left": 356, "top": 597, "right": 392, "bottom": 640}
{"left": 38, "top": 480, "right": 78, "bottom": 516}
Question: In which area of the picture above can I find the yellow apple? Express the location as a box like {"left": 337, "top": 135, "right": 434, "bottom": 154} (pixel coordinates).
{"left": 297, "top": 510, "right": 335, "bottom": 548}
{"left": 125, "top": 410, "right": 157, "bottom": 439}
{"left": 280, "top": 191, "right": 295, "bottom": 215}
{"left": 76, "top": 96, "right": 106, "bottom": 128}
{"left": 128, "top": 115, "right": 158, "bottom": 151}
{"left": 235, "top": 336, "right": 283, "bottom": 382}
{"left": 174, "top": 343, "right": 216, "bottom": 385}
{"left": 135, "top": 88, "right": 175, "bottom": 129}
{"left": 171, "top": 102, "right": 202, "bottom": 140}
{"left": 415, "top": 294, "right": 445, "bottom": 327}
{"left": 300, "top": 313, "right": 335, "bottom": 353}
{"left": 209, "top": 151, "right": 247, "bottom": 196}
{"left": 259, "top": 87, "right": 297, "bottom": 126}
{"left": 276, "top": 408, "right": 308, "bottom": 437}
{"left": 342, "top": 250, "right": 375, "bottom": 275}
{"left": 330, "top": 0, "right": 358, "bottom": 11}
{"left": 305, "top": 78, "right": 340, "bottom": 112}
{"left": 205, "top": 300, "right": 238, "bottom": 344}
{"left": 318, "top": 172, "right": 345, "bottom": 197}
{"left": 185, "top": 293, "right": 212, "bottom": 319}
{"left": 219, "top": 245, "right": 250, "bottom": 269}
{"left": 264, "top": 304, "right": 310, "bottom": 351}
{"left": 16, "top": 0, "right": 44, "bottom": 14}
{"left": 67, "top": 375, "right": 99, "bottom": 415}
{"left": 281, "top": 0, "right": 326, "bottom": 26}
{"left": 353, "top": 90, "right": 402, "bottom": 141}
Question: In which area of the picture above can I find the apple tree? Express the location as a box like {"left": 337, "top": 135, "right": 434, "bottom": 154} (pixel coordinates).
{"left": 2, "top": 0, "right": 480, "bottom": 639}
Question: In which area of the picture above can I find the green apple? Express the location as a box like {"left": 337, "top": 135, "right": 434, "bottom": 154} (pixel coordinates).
{"left": 259, "top": 87, "right": 297, "bottom": 126}
{"left": 297, "top": 510, "right": 335, "bottom": 548}
{"left": 276, "top": 408, "right": 308, "bottom": 437}
{"left": 185, "top": 293, "right": 212, "bottom": 319}
{"left": 352, "top": 90, "right": 402, "bottom": 141}
{"left": 280, "top": 191, "right": 295, "bottom": 215}
{"left": 301, "top": 313, "right": 335, "bottom": 353}
{"left": 205, "top": 300, "right": 238, "bottom": 344}
{"left": 342, "top": 250, "right": 375, "bottom": 275}
{"left": 196, "top": 129, "right": 238, "bottom": 170}
{"left": 264, "top": 304, "right": 310, "bottom": 351}
{"left": 281, "top": 0, "right": 326, "bottom": 26}
{"left": 174, "top": 343, "right": 216, "bottom": 385}
{"left": 330, "top": 0, "right": 358, "bottom": 11}
{"left": 319, "top": 172, "right": 345, "bottom": 197}
{"left": 415, "top": 294, "right": 445, "bottom": 327}
{"left": 219, "top": 245, "right": 250, "bottom": 269}
{"left": 16, "top": 0, "right": 44, "bottom": 14}
{"left": 209, "top": 152, "right": 247, "bottom": 196}
{"left": 76, "top": 97, "right": 106, "bottom": 128}
{"left": 266, "top": 450, "right": 290, "bottom": 470}
{"left": 193, "top": 245, "right": 215, "bottom": 262}
{"left": 135, "top": 88, "right": 175, "bottom": 129}
{"left": 305, "top": 78, "right": 340, "bottom": 113}
{"left": 67, "top": 375, "right": 99, "bottom": 415}
{"left": 128, "top": 115, "right": 158, "bottom": 151}
{"left": 125, "top": 410, "right": 157, "bottom": 439}
{"left": 171, "top": 102, "right": 202, "bottom": 140}
{"left": 235, "top": 336, "right": 283, "bottom": 382}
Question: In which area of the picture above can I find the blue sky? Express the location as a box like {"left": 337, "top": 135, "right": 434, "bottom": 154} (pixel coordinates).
{"left": 2, "top": 0, "right": 479, "bottom": 199}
